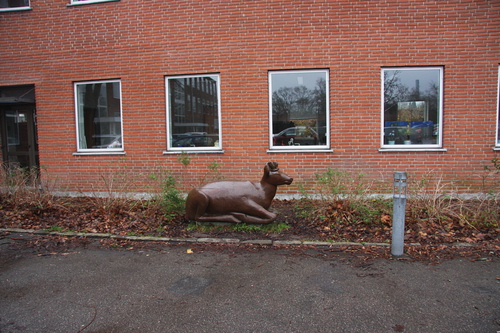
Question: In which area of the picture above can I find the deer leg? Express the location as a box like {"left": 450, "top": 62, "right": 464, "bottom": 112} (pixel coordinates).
{"left": 231, "top": 201, "right": 278, "bottom": 224}
{"left": 231, "top": 212, "right": 277, "bottom": 224}
{"left": 194, "top": 214, "right": 242, "bottom": 223}
{"left": 185, "top": 190, "right": 209, "bottom": 221}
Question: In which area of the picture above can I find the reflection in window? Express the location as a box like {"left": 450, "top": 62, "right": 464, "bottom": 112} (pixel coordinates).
{"left": 382, "top": 67, "right": 442, "bottom": 147}
{"left": 75, "top": 80, "right": 123, "bottom": 151}
{"left": 5, "top": 111, "right": 20, "bottom": 146}
{"left": 166, "top": 75, "right": 221, "bottom": 150}
{"left": 270, "top": 70, "right": 329, "bottom": 149}
{"left": 0, "top": 0, "right": 29, "bottom": 10}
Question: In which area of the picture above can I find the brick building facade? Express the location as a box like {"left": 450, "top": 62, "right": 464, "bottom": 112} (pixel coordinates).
{"left": 1, "top": 0, "right": 499, "bottom": 195}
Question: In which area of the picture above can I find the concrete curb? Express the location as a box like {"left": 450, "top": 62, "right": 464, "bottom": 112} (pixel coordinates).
{"left": 0, "top": 227, "right": 489, "bottom": 249}
{"left": 0, "top": 227, "right": 403, "bottom": 247}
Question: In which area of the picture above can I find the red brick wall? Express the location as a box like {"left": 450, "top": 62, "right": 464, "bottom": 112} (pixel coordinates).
{"left": 1, "top": 0, "right": 499, "bottom": 194}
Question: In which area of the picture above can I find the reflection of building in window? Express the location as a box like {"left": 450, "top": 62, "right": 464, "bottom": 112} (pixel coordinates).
{"left": 167, "top": 75, "right": 221, "bottom": 150}
{"left": 270, "top": 69, "right": 329, "bottom": 148}
{"left": 75, "top": 80, "right": 122, "bottom": 151}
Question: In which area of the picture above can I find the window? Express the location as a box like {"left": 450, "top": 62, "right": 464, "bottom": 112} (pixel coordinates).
{"left": 0, "top": 0, "right": 30, "bottom": 11}
{"left": 382, "top": 67, "right": 443, "bottom": 148}
{"left": 74, "top": 80, "right": 123, "bottom": 152}
{"left": 496, "top": 66, "right": 500, "bottom": 147}
{"left": 166, "top": 74, "right": 221, "bottom": 151}
{"left": 269, "top": 70, "right": 329, "bottom": 150}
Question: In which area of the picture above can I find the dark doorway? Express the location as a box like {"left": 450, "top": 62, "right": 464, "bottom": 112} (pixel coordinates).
{"left": 0, "top": 85, "right": 39, "bottom": 171}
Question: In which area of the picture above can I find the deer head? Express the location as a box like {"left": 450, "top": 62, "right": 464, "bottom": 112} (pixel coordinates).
{"left": 264, "top": 161, "right": 293, "bottom": 186}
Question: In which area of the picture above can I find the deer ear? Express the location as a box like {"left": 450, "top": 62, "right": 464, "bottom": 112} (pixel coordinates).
{"left": 267, "top": 161, "right": 279, "bottom": 174}
{"left": 268, "top": 161, "right": 278, "bottom": 169}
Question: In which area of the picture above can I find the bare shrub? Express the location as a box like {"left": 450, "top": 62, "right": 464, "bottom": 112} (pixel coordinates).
{"left": 84, "top": 160, "right": 144, "bottom": 214}
{"left": 313, "top": 168, "right": 380, "bottom": 202}
{"left": 452, "top": 193, "right": 499, "bottom": 230}
{"left": 0, "top": 164, "right": 55, "bottom": 210}
{"left": 407, "top": 173, "right": 457, "bottom": 221}
{"left": 407, "top": 172, "right": 499, "bottom": 230}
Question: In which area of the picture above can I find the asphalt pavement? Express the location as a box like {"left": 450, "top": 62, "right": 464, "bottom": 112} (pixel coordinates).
{"left": 0, "top": 234, "right": 499, "bottom": 333}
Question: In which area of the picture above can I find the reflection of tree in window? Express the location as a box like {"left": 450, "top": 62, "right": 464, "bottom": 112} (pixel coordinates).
{"left": 272, "top": 76, "right": 326, "bottom": 136}
{"left": 384, "top": 70, "right": 407, "bottom": 119}
{"left": 384, "top": 70, "right": 439, "bottom": 124}
{"left": 383, "top": 69, "right": 440, "bottom": 145}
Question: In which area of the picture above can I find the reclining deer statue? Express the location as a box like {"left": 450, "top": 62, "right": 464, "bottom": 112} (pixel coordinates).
{"left": 185, "top": 161, "right": 293, "bottom": 224}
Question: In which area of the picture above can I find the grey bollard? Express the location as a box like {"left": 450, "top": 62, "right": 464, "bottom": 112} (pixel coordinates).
{"left": 391, "top": 172, "right": 407, "bottom": 256}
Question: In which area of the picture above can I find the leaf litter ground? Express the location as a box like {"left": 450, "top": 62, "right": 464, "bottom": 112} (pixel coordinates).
{"left": 0, "top": 197, "right": 498, "bottom": 263}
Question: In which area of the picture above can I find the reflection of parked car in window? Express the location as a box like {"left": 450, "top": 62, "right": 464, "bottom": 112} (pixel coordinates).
{"left": 172, "top": 134, "right": 217, "bottom": 147}
{"left": 273, "top": 126, "right": 318, "bottom": 146}
{"left": 172, "top": 132, "right": 207, "bottom": 140}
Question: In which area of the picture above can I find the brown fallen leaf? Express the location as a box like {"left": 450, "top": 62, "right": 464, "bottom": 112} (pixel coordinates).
{"left": 392, "top": 324, "right": 404, "bottom": 332}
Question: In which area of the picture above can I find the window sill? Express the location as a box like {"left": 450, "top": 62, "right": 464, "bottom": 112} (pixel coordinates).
{"left": 267, "top": 149, "right": 333, "bottom": 153}
{"left": 0, "top": 7, "right": 32, "bottom": 12}
{"left": 163, "top": 150, "right": 224, "bottom": 155}
{"left": 493, "top": 147, "right": 500, "bottom": 151}
{"left": 73, "top": 151, "right": 126, "bottom": 156}
{"left": 67, "top": 0, "right": 120, "bottom": 6}
{"left": 379, "top": 147, "right": 447, "bottom": 152}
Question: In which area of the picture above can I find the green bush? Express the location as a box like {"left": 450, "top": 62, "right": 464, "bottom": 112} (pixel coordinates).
{"left": 160, "top": 174, "right": 185, "bottom": 218}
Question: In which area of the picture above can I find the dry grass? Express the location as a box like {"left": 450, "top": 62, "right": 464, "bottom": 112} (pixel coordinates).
{"left": 0, "top": 165, "right": 55, "bottom": 210}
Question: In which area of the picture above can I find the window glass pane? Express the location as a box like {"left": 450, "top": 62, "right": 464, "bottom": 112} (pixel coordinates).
{"left": 383, "top": 68, "right": 441, "bottom": 146}
{"left": 0, "top": 0, "right": 29, "bottom": 9}
{"left": 75, "top": 81, "right": 122, "bottom": 150}
{"left": 270, "top": 70, "right": 328, "bottom": 148}
{"left": 167, "top": 75, "right": 220, "bottom": 149}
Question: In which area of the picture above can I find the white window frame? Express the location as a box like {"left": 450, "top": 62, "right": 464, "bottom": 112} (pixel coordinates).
{"left": 496, "top": 66, "right": 500, "bottom": 148}
{"left": 380, "top": 67, "right": 444, "bottom": 150}
{"left": 74, "top": 79, "right": 124, "bottom": 154}
{"left": 0, "top": 0, "right": 30, "bottom": 12}
{"left": 268, "top": 69, "right": 330, "bottom": 151}
{"left": 165, "top": 74, "right": 222, "bottom": 152}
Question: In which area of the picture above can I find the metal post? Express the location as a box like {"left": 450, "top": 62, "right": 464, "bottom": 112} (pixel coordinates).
{"left": 391, "top": 172, "right": 407, "bottom": 256}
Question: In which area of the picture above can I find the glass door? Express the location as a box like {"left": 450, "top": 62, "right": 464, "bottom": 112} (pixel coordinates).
{"left": 1, "top": 105, "right": 39, "bottom": 170}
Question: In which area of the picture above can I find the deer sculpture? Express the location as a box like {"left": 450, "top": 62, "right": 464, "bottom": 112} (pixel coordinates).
{"left": 185, "top": 161, "right": 293, "bottom": 224}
